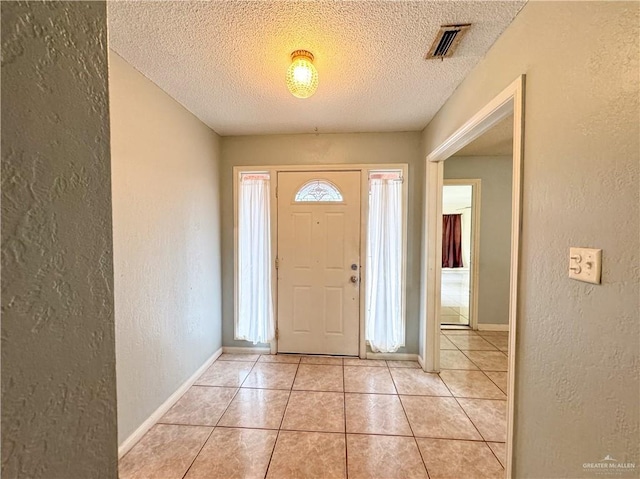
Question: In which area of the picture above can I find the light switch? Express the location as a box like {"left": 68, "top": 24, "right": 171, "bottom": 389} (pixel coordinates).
{"left": 569, "top": 247, "right": 602, "bottom": 284}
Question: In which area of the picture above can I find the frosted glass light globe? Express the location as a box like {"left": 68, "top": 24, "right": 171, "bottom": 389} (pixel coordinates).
{"left": 286, "top": 50, "right": 318, "bottom": 99}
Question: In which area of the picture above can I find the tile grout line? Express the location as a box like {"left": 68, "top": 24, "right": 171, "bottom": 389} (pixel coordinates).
{"left": 169, "top": 422, "right": 500, "bottom": 442}
{"left": 462, "top": 347, "right": 510, "bottom": 460}
{"left": 459, "top": 349, "right": 489, "bottom": 372}
{"left": 457, "top": 345, "right": 509, "bottom": 397}
{"left": 436, "top": 369, "right": 490, "bottom": 446}
{"left": 342, "top": 359, "right": 349, "bottom": 479}
{"left": 486, "top": 441, "right": 507, "bottom": 471}
{"left": 447, "top": 381, "right": 490, "bottom": 442}
{"left": 441, "top": 331, "right": 509, "bottom": 398}
{"left": 262, "top": 356, "right": 301, "bottom": 479}
{"left": 482, "top": 370, "right": 509, "bottom": 395}
{"left": 179, "top": 356, "right": 260, "bottom": 479}
{"left": 438, "top": 367, "right": 509, "bottom": 470}
{"left": 389, "top": 363, "right": 431, "bottom": 479}
{"left": 209, "top": 357, "right": 259, "bottom": 427}
{"left": 415, "top": 437, "right": 432, "bottom": 479}
{"left": 180, "top": 427, "right": 215, "bottom": 479}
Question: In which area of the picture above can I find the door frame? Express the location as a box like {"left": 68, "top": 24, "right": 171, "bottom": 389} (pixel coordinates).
{"left": 233, "top": 163, "right": 409, "bottom": 359}
{"left": 421, "top": 75, "right": 524, "bottom": 478}
{"left": 441, "top": 179, "right": 481, "bottom": 330}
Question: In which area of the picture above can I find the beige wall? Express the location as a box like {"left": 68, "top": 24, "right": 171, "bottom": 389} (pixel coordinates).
{"left": 1, "top": 3, "right": 117, "bottom": 477}
{"left": 220, "top": 132, "right": 423, "bottom": 353}
{"left": 422, "top": 2, "right": 639, "bottom": 476}
{"left": 109, "top": 52, "right": 223, "bottom": 444}
{"left": 445, "top": 156, "right": 512, "bottom": 325}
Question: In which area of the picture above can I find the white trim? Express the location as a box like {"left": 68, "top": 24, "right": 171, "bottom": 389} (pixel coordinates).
{"left": 416, "top": 354, "right": 425, "bottom": 368}
{"left": 422, "top": 75, "right": 525, "bottom": 479}
{"left": 477, "top": 323, "right": 510, "bottom": 332}
{"left": 426, "top": 84, "right": 516, "bottom": 163}
{"left": 442, "top": 179, "right": 481, "bottom": 331}
{"left": 506, "top": 74, "right": 525, "bottom": 479}
{"left": 233, "top": 164, "right": 409, "bottom": 360}
{"left": 222, "top": 346, "right": 272, "bottom": 354}
{"left": 269, "top": 172, "right": 278, "bottom": 355}
{"left": 367, "top": 352, "right": 419, "bottom": 361}
{"left": 400, "top": 169, "right": 409, "bottom": 351}
{"left": 118, "top": 347, "right": 222, "bottom": 459}
{"left": 359, "top": 171, "right": 369, "bottom": 359}
{"left": 422, "top": 160, "right": 443, "bottom": 372}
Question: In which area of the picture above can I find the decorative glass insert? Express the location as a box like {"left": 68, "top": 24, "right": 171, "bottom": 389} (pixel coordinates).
{"left": 294, "top": 180, "right": 343, "bottom": 202}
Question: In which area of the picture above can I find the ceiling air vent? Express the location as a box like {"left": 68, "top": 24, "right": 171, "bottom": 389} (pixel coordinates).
{"left": 425, "top": 23, "right": 471, "bottom": 60}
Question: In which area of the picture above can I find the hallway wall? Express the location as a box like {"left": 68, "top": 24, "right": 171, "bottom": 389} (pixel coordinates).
{"left": 421, "top": 2, "right": 639, "bottom": 476}
{"left": 1, "top": 3, "right": 117, "bottom": 477}
{"left": 109, "top": 52, "right": 223, "bottom": 445}
{"left": 220, "top": 132, "right": 423, "bottom": 354}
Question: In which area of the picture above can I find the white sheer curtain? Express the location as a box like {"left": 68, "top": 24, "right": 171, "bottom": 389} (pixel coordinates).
{"left": 366, "top": 175, "right": 403, "bottom": 353}
{"left": 237, "top": 174, "right": 275, "bottom": 344}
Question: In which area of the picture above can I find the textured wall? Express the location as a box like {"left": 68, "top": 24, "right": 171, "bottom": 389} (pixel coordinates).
{"left": 221, "top": 132, "right": 423, "bottom": 354}
{"left": 445, "top": 156, "right": 512, "bottom": 325}
{"left": 422, "top": 2, "right": 639, "bottom": 476}
{"left": 109, "top": 52, "right": 223, "bottom": 445}
{"left": 1, "top": 2, "right": 117, "bottom": 478}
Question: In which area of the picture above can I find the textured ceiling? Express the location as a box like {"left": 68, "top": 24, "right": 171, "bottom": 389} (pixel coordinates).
{"left": 108, "top": 1, "right": 525, "bottom": 136}
{"left": 456, "top": 114, "right": 514, "bottom": 156}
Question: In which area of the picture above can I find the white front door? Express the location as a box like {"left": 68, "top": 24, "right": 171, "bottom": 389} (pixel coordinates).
{"left": 277, "top": 171, "right": 361, "bottom": 355}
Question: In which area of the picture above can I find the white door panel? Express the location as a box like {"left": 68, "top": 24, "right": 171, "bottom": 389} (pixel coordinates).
{"left": 277, "top": 171, "right": 360, "bottom": 355}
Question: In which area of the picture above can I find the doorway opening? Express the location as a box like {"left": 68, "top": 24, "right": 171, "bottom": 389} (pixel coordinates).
{"left": 421, "top": 75, "right": 524, "bottom": 477}
{"left": 440, "top": 181, "right": 480, "bottom": 329}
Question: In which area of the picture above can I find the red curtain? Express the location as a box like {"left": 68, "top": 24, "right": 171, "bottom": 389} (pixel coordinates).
{"left": 442, "top": 214, "right": 463, "bottom": 268}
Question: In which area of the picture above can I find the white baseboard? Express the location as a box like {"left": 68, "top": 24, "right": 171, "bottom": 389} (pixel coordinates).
{"left": 118, "top": 347, "right": 222, "bottom": 459}
{"left": 477, "top": 323, "right": 509, "bottom": 331}
{"left": 222, "top": 346, "right": 271, "bottom": 354}
{"left": 417, "top": 354, "right": 425, "bottom": 369}
{"left": 367, "top": 352, "right": 419, "bottom": 361}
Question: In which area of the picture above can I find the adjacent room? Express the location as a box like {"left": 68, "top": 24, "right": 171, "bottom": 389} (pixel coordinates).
{"left": 2, "top": 1, "right": 638, "bottom": 479}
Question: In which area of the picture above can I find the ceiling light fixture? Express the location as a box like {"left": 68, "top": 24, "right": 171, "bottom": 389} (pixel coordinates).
{"left": 286, "top": 50, "right": 318, "bottom": 99}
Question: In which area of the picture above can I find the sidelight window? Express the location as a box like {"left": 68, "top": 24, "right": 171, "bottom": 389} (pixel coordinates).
{"left": 365, "top": 170, "right": 405, "bottom": 353}
{"left": 236, "top": 172, "right": 275, "bottom": 344}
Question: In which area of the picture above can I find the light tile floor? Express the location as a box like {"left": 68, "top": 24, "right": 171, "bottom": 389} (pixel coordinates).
{"left": 120, "top": 330, "right": 508, "bottom": 479}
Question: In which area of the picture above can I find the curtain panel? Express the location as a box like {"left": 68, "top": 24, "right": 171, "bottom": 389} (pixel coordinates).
{"left": 442, "top": 214, "right": 463, "bottom": 268}
{"left": 237, "top": 175, "right": 275, "bottom": 344}
{"left": 365, "top": 178, "right": 403, "bottom": 353}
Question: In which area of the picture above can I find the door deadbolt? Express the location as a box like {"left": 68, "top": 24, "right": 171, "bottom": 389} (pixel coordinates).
{"left": 351, "top": 264, "right": 358, "bottom": 271}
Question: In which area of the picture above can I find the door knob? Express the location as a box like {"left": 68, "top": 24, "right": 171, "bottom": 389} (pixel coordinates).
{"left": 350, "top": 275, "right": 358, "bottom": 283}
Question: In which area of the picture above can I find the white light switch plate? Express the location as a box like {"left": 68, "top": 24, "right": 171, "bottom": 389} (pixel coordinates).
{"left": 569, "top": 247, "right": 602, "bottom": 284}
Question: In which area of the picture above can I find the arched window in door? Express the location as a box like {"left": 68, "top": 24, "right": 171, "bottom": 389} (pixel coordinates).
{"left": 294, "top": 180, "right": 343, "bottom": 202}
